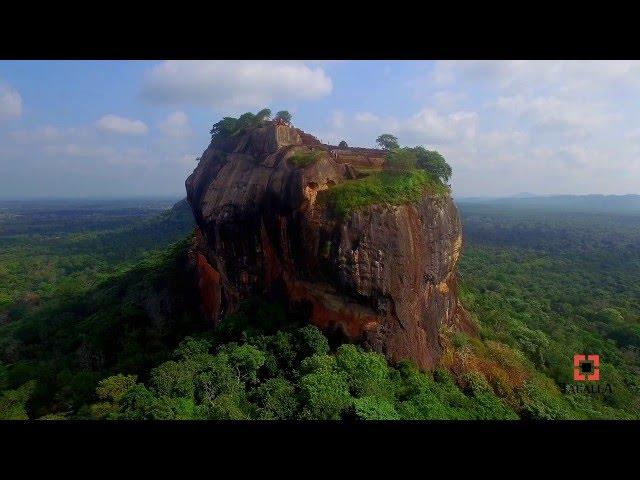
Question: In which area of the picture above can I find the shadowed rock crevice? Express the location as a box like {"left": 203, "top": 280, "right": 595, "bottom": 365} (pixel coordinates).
{"left": 186, "top": 121, "right": 472, "bottom": 370}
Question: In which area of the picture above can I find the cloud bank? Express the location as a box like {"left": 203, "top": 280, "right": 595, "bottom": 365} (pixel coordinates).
{"left": 140, "top": 60, "right": 332, "bottom": 109}
{"left": 96, "top": 115, "right": 149, "bottom": 135}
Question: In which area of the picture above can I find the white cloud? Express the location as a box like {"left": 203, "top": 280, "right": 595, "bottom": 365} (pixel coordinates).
{"left": 354, "top": 112, "right": 380, "bottom": 124}
{"left": 104, "top": 147, "right": 152, "bottom": 167}
{"left": 431, "top": 60, "right": 640, "bottom": 92}
{"left": 11, "top": 125, "right": 62, "bottom": 142}
{"left": 350, "top": 108, "right": 478, "bottom": 145}
{"left": 96, "top": 114, "right": 148, "bottom": 135}
{"left": 399, "top": 60, "right": 640, "bottom": 195}
{"left": 0, "top": 84, "right": 22, "bottom": 119}
{"left": 159, "top": 111, "right": 190, "bottom": 138}
{"left": 479, "top": 130, "right": 529, "bottom": 150}
{"left": 431, "top": 90, "right": 466, "bottom": 109}
{"left": 140, "top": 61, "right": 332, "bottom": 109}
{"left": 403, "top": 109, "right": 478, "bottom": 143}
{"left": 488, "top": 95, "right": 618, "bottom": 136}
{"left": 44, "top": 143, "right": 114, "bottom": 158}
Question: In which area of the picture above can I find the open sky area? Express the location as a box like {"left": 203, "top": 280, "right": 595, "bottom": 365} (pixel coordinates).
{"left": 1, "top": 60, "right": 639, "bottom": 198}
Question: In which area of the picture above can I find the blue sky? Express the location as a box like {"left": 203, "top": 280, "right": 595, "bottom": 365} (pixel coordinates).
{"left": 1, "top": 60, "right": 639, "bottom": 198}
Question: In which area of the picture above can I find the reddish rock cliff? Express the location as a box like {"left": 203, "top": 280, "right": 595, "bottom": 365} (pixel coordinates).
{"left": 186, "top": 122, "right": 471, "bottom": 370}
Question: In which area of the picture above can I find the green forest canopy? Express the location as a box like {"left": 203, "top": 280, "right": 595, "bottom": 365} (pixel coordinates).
{"left": 1, "top": 199, "right": 639, "bottom": 420}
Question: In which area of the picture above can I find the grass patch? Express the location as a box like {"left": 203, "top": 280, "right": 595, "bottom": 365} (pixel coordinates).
{"left": 289, "top": 150, "right": 321, "bottom": 168}
{"left": 320, "top": 169, "right": 448, "bottom": 219}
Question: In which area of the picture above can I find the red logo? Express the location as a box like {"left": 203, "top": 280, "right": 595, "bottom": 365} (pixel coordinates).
{"left": 573, "top": 354, "right": 600, "bottom": 381}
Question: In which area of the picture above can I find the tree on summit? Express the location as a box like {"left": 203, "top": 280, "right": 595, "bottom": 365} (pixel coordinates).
{"left": 255, "top": 109, "right": 272, "bottom": 123}
{"left": 413, "top": 147, "right": 452, "bottom": 183}
{"left": 376, "top": 134, "right": 399, "bottom": 150}
{"left": 274, "top": 111, "right": 292, "bottom": 125}
{"left": 209, "top": 109, "right": 273, "bottom": 143}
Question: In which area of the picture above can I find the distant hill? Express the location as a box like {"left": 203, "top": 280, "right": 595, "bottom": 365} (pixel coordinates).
{"left": 457, "top": 194, "right": 640, "bottom": 215}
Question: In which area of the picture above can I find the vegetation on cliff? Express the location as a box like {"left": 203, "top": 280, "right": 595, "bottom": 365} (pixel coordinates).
{"left": 209, "top": 108, "right": 280, "bottom": 143}
{"left": 321, "top": 170, "right": 448, "bottom": 219}
{"left": 321, "top": 138, "right": 452, "bottom": 218}
{"left": 209, "top": 109, "right": 294, "bottom": 144}
{"left": 384, "top": 144, "right": 452, "bottom": 184}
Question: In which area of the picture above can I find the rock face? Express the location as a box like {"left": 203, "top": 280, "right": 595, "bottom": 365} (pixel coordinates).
{"left": 186, "top": 122, "right": 472, "bottom": 370}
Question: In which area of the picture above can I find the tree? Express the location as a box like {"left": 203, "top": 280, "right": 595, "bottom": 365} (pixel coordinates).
{"left": 255, "top": 108, "right": 272, "bottom": 123}
{"left": 226, "top": 344, "right": 266, "bottom": 384}
{"left": 150, "top": 360, "right": 195, "bottom": 398}
{"left": 0, "top": 380, "right": 36, "bottom": 420}
{"left": 253, "top": 377, "right": 299, "bottom": 419}
{"left": 88, "top": 374, "right": 138, "bottom": 419}
{"left": 376, "top": 133, "right": 399, "bottom": 150}
{"left": 117, "top": 384, "right": 163, "bottom": 420}
{"left": 275, "top": 110, "right": 292, "bottom": 124}
{"left": 353, "top": 396, "right": 400, "bottom": 420}
{"left": 299, "top": 369, "right": 352, "bottom": 420}
{"left": 196, "top": 353, "right": 244, "bottom": 406}
{"left": 335, "top": 344, "right": 393, "bottom": 398}
{"left": 296, "top": 325, "right": 330, "bottom": 359}
{"left": 210, "top": 116, "right": 240, "bottom": 141}
{"left": 299, "top": 353, "right": 337, "bottom": 375}
{"left": 173, "top": 337, "right": 212, "bottom": 360}
{"left": 96, "top": 374, "right": 137, "bottom": 403}
{"left": 413, "top": 147, "right": 452, "bottom": 183}
{"left": 268, "top": 331, "right": 297, "bottom": 372}
{"left": 338, "top": 140, "right": 348, "bottom": 149}
{"left": 209, "top": 109, "right": 273, "bottom": 143}
{"left": 237, "top": 112, "right": 257, "bottom": 130}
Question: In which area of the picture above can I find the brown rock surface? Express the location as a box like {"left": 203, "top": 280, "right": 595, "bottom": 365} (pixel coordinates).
{"left": 186, "top": 121, "right": 471, "bottom": 370}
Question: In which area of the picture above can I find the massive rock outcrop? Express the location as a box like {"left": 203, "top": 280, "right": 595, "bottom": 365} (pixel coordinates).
{"left": 186, "top": 122, "right": 472, "bottom": 370}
